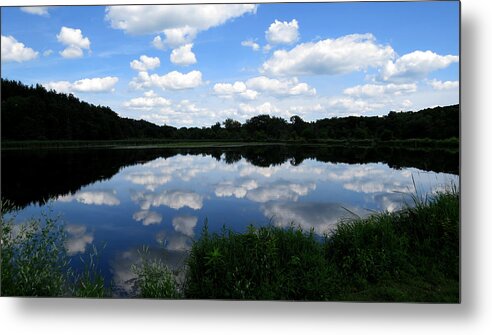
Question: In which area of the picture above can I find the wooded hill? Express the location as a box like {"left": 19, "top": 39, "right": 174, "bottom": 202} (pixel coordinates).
{"left": 1, "top": 79, "right": 459, "bottom": 141}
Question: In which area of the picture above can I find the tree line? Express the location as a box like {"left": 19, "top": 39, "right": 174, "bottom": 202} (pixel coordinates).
{"left": 1, "top": 78, "right": 459, "bottom": 141}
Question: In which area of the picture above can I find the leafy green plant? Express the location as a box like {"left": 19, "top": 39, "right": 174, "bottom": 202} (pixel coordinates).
{"left": 131, "top": 246, "right": 181, "bottom": 299}
{"left": 185, "top": 189, "right": 459, "bottom": 302}
{"left": 1, "top": 200, "right": 109, "bottom": 297}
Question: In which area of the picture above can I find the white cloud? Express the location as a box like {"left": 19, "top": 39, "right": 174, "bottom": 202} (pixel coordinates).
{"left": 239, "top": 102, "right": 281, "bottom": 116}
{"left": 57, "top": 26, "right": 91, "bottom": 58}
{"left": 265, "top": 19, "right": 299, "bottom": 45}
{"left": 343, "top": 83, "right": 417, "bottom": 98}
{"left": 133, "top": 210, "right": 163, "bottom": 226}
{"left": 105, "top": 4, "right": 257, "bottom": 47}
{"left": 43, "top": 49, "right": 53, "bottom": 57}
{"left": 240, "top": 89, "right": 259, "bottom": 100}
{"left": 142, "top": 99, "right": 218, "bottom": 127}
{"left": 130, "top": 70, "right": 203, "bottom": 90}
{"left": 172, "top": 215, "right": 198, "bottom": 237}
{"left": 58, "top": 190, "right": 120, "bottom": 206}
{"left": 241, "top": 39, "right": 260, "bottom": 51}
{"left": 72, "top": 77, "right": 119, "bottom": 92}
{"left": 246, "top": 76, "right": 316, "bottom": 96}
{"left": 213, "top": 76, "right": 314, "bottom": 101}
{"left": 326, "top": 97, "right": 385, "bottom": 115}
{"left": 20, "top": 7, "right": 49, "bottom": 16}
{"left": 429, "top": 79, "right": 459, "bottom": 90}
{"left": 1, "top": 35, "right": 38, "bottom": 63}
{"left": 130, "top": 55, "right": 160, "bottom": 71}
{"left": 123, "top": 92, "right": 172, "bottom": 110}
{"left": 380, "top": 50, "right": 459, "bottom": 82}
{"left": 159, "top": 27, "right": 198, "bottom": 49}
{"left": 261, "top": 33, "right": 395, "bottom": 76}
{"left": 214, "top": 81, "right": 247, "bottom": 96}
{"left": 44, "top": 76, "right": 118, "bottom": 93}
{"left": 59, "top": 45, "right": 83, "bottom": 58}
{"left": 170, "top": 43, "right": 197, "bottom": 66}
{"left": 402, "top": 99, "right": 413, "bottom": 108}
{"left": 152, "top": 35, "right": 165, "bottom": 50}
{"left": 42, "top": 81, "right": 72, "bottom": 93}
{"left": 263, "top": 44, "right": 272, "bottom": 53}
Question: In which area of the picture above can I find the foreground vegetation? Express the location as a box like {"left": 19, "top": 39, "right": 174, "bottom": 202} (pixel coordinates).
{"left": 0, "top": 201, "right": 107, "bottom": 297}
{"left": 185, "top": 190, "right": 459, "bottom": 302}
{"left": 2, "top": 79, "right": 458, "bottom": 143}
{"left": 1, "top": 191, "right": 459, "bottom": 301}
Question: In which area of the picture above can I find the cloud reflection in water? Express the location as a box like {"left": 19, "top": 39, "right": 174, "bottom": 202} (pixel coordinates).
{"left": 64, "top": 224, "right": 94, "bottom": 255}
{"left": 262, "top": 202, "right": 367, "bottom": 235}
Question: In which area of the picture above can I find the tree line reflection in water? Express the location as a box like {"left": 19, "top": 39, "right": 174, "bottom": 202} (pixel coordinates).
{"left": 2, "top": 144, "right": 458, "bottom": 208}
{"left": 1, "top": 145, "right": 459, "bottom": 296}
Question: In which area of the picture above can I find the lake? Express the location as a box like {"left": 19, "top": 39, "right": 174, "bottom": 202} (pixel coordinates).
{"left": 1, "top": 144, "right": 459, "bottom": 296}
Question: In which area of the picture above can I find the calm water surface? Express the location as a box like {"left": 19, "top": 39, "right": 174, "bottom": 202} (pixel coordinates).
{"left": 2, "top": 145, "right": 459, "bottom": 296}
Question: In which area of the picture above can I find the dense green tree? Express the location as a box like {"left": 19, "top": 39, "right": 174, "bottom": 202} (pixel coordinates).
{"left": 1, "top": 78, "right": 458, "bottom": 142}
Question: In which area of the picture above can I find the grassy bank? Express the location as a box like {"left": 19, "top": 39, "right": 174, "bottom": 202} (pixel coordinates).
{"left": 1, "top": 191, "right": 459, "bottom": 301}
{"left": 0, "top": 201, "right": 107, "bottom": 297}
{"left": 1, "top": 138, "right": 458, "bottom": 151}
{"left": 184, "top": 190, "right": 459, "bottom": 302}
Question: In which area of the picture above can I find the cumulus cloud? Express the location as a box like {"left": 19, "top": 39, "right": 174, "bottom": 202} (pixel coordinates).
{"left": 213, "top": 76, "right": 314, "bottom": 101}
{"left": 123, "top": 91, "right": 172, "bottom": 110}
{"left": 58, "top": 190, "right": 120, "bottom": 206}
{"left": 379, "top": 50, "right": 459, "bottom": 82}
{"left": 105, "top": 4, "right": 257, "bottom": 48}
{"left": 44, "top": 76, "right": 119, "bottom": 93}
{"left": 64, "top": 224, "right": 94, "bottom": 256}
{"left": 1, "top": 35, "right": 38, "bottom": 63}
{"left": 57, "top": 26, "right": 91, "bottom": 58}
{"left": 141, "top": 99, "right": 213, "bottom": 127}
{"left": 133, "top": 210, "right": 163, "bottom": 225}
{"left": 238, "top": 102, "right": 281, "bottom": 117}
{"left": 172, "top": 215, "right": 198, "bottom": 237}
{"left": 261, "top": 33, "right": 395, "bottom": 76}
{"left": 246, "top": 76, "right": 316, "bottom": 96}
{"left": 130, "top": 55, "right": 160, "bottom": 71}
{"left": 152, "top": 35, "right": 166, "bottom": 50}
{"left": 129, "top": 70, "right": 203, "bottom": 90}
{"left": 343, "top": 83, "right": 417, "bottom": 98}
{"left": 20, "top": 7, "right": 49, "bottom": 16}
{"left": 213, "top": 81, "right": 258, "bottom": 100}
{"left": 265, "top": 19, "right": 299, "bottom": 45}
{"left": 429, "top": 79, "right": 459, "bottom": 90}
{"left": 170, "top": 43, "right": 197, "bottom": 66}
{"left": 241, "top": 39, "right": 260, "bottom": 51}
{"left": 326, "top": 97, "right": 384, "bottom": 115}
{"left": 59, "top": 45, "right": 84, "bottom": 58}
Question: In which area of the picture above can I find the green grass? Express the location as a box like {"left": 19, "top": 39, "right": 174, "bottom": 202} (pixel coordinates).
{"left": 130, "top": 246, "right": 182, "bottom": 299}
{"left": 1, "top": 189, "right": 459, "bottom": 301}
{"left": 184, "top": 190, "right": 459, "bottom": 302}
{"left": 1, "top": 201, "right": 108, "bottom": 297}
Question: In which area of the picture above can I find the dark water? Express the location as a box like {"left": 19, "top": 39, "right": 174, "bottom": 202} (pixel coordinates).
{"left": 1, "top": 145, "right": 459, "bottom": 296}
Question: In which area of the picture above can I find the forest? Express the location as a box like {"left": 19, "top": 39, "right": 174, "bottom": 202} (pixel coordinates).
{"left": 1, "top": 79, "right": 459, "bottom": 141}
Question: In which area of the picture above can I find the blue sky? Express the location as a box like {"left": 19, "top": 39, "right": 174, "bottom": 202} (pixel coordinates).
{"left": 1, "top": 2, "right": 459, "bottom": 127}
